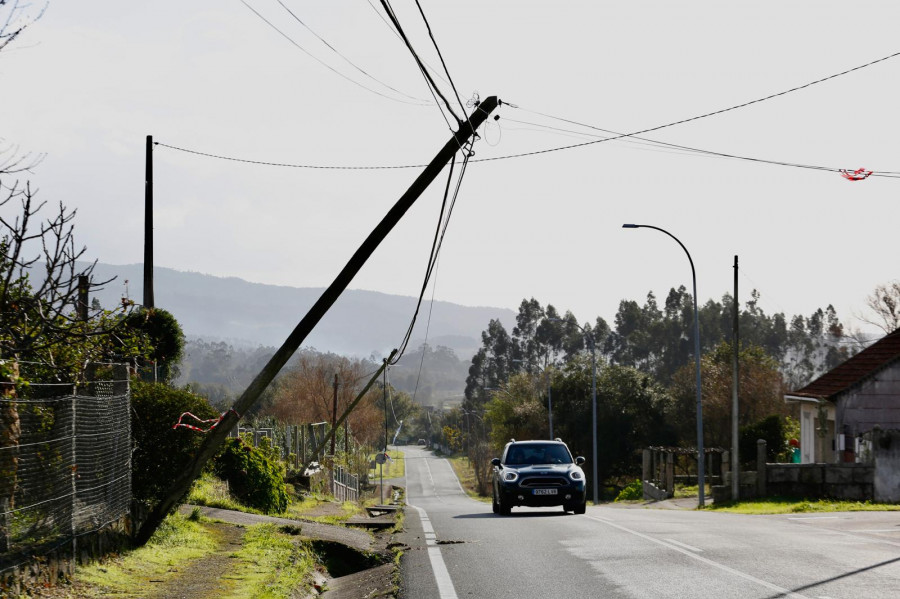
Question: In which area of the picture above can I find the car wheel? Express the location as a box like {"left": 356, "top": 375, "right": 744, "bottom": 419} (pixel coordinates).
{"left": 574, "top": 501, "right": 586, "bottom": 515}
{"left": 498, "top": 496, "right": 512, "bottom": 516}
{"left": 492, "top": 490, "right": 500, "bottom": 514}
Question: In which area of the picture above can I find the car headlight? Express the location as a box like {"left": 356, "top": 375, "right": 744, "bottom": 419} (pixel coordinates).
{"left": 569, "top": 470, "right": 583, "bottom": 481}
{"left": 504, "top": 471, "right": 519, "bottom": 482}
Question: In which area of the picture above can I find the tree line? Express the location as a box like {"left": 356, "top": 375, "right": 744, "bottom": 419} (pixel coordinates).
{"left": 447, "top": 293, "right": 857, "bottom": 496}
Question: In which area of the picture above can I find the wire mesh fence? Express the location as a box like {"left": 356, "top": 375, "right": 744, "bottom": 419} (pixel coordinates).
{"left": 1, "top": 364, "right": 131, "bottom": 571}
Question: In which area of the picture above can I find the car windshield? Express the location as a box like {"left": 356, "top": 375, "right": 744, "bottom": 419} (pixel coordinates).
{"left": 505, "top": 444, "right": 572, "bottom": 465}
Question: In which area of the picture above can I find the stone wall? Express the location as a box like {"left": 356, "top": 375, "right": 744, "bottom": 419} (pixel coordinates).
{"left": 873, "top": 429, "right": 900, "bottom": 502}
{"left": 766, "top": 463, "right": 874, "bottom": 500}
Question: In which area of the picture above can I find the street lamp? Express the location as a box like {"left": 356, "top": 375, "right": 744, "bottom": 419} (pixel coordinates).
{"left": 549, "top": 317, "right": 598, "bottom": 506}
{"left": 622, "top": 223, "right": 705, "bottom": 507}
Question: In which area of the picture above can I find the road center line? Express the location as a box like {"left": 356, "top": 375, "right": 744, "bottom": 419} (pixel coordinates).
{"left": 407, "top": 502, "right": 459, "bottom": 599}
{"left": 587, "top": 516, "right": 811, "bottom": 599}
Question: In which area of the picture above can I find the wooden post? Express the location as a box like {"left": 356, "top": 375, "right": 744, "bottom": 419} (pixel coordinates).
{"left": 143, "top": 135, "right": 154, "bottom": 309}
{"left": 330, "top": 374, "right": 338, "bottom": 456}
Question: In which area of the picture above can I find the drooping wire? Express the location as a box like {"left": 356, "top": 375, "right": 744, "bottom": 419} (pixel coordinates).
{"left": 500, "top": 112, "right": 900, "bottom": 177}
{"left": 273, "top": 0, "right": 432, "bottom": 105}
{"left": 239, "top": 0, "right": 426, "bottom": 106}
{"left": 412, "top": 0, "right": 467, "bottom": 120}
{"left": 391, "top": 139, "right": 474, "bottom": 365}
{"left": 153, "top": 141, "right": 431, "bottom": 170}
{"left": 378, "top": 0, "right": 462, "bottom": 128}
{"left": 472, "top": 49, "right": 900, "bottom": 171}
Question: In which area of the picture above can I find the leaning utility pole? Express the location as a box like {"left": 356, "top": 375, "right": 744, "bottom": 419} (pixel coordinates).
{"left": 136, "top": 96, "right": 501, "bottom": 545}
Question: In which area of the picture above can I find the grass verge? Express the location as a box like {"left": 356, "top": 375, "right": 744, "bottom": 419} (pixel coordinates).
{"left": 224, "top": 523, "right": 318, "bottom": 598}
{"left": 76, "top": 511, "right": 218, "bottom": 595}
{"left": 187, "top": 472, "right": 262, "bottom": 513}
{"left": 708, "top": 497, "right": 900, "bottom": 514}
{"left": 369, "top": 449, "right": 406, "bottom": 480}
{"left": 448, "top": 456, "right": 490, "bottom": 502}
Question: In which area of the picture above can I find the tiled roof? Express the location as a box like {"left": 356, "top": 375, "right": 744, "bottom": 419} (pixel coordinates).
{"left": 793, "top": 328, "right": 900, "bottom": 400}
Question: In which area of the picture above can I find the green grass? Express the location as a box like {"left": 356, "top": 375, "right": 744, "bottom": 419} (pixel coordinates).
{"left": 283, "top": 494, "right": 363, "bottom": 524}
{"left": 369, "top": 449, "right": 406, "bottom": 480}
{"left": 76, "top": 512, "right": 218, "bottom": 596}
{"left": 709, "top": 497, "right": 900, "bottom": 514}
{"left": 187, "top": 472, "right": 262, "bottom": 514}
{"left": 223, "top": 523, "right": 318, "bottom": 599}
{"left": 448, "top": 456, "right": 491, "bottom": 502}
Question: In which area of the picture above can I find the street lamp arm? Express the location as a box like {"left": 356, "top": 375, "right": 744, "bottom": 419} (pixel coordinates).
{"left": 622, "top": 224, "right": 695, "bottom": 279}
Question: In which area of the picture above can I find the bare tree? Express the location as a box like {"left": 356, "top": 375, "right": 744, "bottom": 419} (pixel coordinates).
{"left": 858, "top": 281, "right": 900, "bottom": 336}
{"left": 0, "top": 0, "right": 47, "bottom": 53}
{"left": 0, "top": 183, "right": 134, "bottom": 379}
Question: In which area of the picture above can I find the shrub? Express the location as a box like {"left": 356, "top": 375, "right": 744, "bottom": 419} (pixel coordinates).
{"left": 131, "top": 381, "right": 219, "bottom": 507}
{"left": 739, "top": 415, "right": 786, "bottom": 465}
{"left": 615, "top": 480, "right": 643, "bottom": 502}
{"left": 215, "top": 437, "right": 288, "bottom": 514}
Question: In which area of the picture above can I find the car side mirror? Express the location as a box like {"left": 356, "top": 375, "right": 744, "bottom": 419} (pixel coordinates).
{"left": 491, "top": 458, "right": 501, "bottom": 467}
{"left": 575, "top": 456, "right": 585, "bottom": 466}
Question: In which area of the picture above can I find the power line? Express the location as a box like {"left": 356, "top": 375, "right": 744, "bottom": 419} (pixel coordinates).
{"left": 378, "top": 0, "right": 462, "bottom": 127}
{"left": 499, "top": 113, "right": 900, "bottom": 178}
{"left": 153, "top": 141, "right": 429, "bottom": 170}
{"left": 392, "top": 139, "right": 475, "bottom": 365}
{"left": 155, "top": 48, "right": 900, "bottom": 177}
{"left": 412, "top": 0, "right": 467, "bottom": 119}
{"left": 364, "top": 0, "right": 453, "bottom": 89}
{"left": 273, "top": 0, "right": 431, "bottom": 105}
{"left": 472, "top": 49, "right": 900, "bottom": 168}
{"left": 239, "top": 0, "right": 427, "bottom": 106}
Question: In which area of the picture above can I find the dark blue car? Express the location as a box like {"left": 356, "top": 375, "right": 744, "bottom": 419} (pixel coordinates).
{"left": 491, "top": 439, "right": 586, "bottom": 515}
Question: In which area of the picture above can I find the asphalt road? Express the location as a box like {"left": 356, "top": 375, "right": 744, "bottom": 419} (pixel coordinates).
{"left": 397, "top": 446, "right": 900, "bottom": 599}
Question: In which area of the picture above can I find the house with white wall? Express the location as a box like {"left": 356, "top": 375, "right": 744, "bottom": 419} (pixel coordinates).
{"left": 784, "top": 328, "right": 900, "bottom": 464}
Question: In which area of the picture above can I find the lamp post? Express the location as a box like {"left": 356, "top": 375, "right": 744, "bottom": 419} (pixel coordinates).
{"left": 622, "top": 224, "right": 705, "bottom": 507}
{"left": 550, "top": 317, "right": 598, "bottom": 505}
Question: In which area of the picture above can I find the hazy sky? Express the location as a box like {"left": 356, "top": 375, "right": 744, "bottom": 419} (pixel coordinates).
{"left": 3, "top": 1, "right": 898, "bottom": 343}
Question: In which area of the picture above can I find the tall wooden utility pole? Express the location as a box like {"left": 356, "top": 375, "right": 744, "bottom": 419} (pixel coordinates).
{"left": 732, "top": 255, "right": 740, "bottom": 499}
{"left": 136, "top": 96, "right": 501, "bottom": 545}
{"left": 143, "top": 135, "right": 154, "bottom": 308}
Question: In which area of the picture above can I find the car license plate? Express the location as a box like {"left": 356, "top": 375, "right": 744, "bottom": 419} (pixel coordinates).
{"left": 533, "top": 489, "right": 557, "bottom": 495}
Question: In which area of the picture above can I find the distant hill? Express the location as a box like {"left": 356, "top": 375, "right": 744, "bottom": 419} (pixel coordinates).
{"left": 85, "top": 263, "right": 516, "bottom": 359}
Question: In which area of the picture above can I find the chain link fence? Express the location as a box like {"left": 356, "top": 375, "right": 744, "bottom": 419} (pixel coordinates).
{"left": 1, "top": 364, "right": 131, "bottom": 574}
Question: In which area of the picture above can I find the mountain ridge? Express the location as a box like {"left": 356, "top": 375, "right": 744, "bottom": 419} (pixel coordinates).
{"left": 85, "top": 263, "right": 516, "bottom": 359}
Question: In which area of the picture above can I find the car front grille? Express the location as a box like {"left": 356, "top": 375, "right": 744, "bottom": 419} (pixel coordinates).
{"left": 519, "top": 476, "right": 569, "bottom": 488}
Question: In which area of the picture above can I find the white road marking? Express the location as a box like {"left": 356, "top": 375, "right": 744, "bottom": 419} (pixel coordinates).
{"left": 587, "top": 516, "right": 812, "bottom": 599}
{"left": 407, "top": 502, "right": 459, "bottom": 599}
{"left": 665, "top": 538, "right": 703, "bottom": 552}
{"left": 851, "top": 529, "right": 900, "bottom": 533}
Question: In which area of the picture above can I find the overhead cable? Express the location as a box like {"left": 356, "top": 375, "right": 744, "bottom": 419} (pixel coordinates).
{"left": 392, "top": 139, "right": 474, "bottom": 365}
{"left": 239, "top": 0, "right": 427, "bottom": 106}
{"left": 475, "top": 49, "right": 900, "bottom": 168}
{"left": 412, "top": 0, "right": 467, "bottom": 119}
{"left": 273, "top": 0, "right": 431, "bottom": 104}
{"left": 378, "top": 0, "right": 462, "bottom": 127}
{"left": 364, "top": 0, "right": 453, "bottom": 88}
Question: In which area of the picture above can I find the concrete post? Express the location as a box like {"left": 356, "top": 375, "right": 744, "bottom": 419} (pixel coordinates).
{"left": 757, "top": 439, "right": 767, "bottom": 497}
{"left": 665, "top": 452, "right": 675, "bottom": 496}
{"left": 642, "top": 449, "right": 650, "bottom": 482}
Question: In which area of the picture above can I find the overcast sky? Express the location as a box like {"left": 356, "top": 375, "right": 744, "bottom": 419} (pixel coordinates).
{"left": 3, "top": 1, "right": 898, "bottom": 345}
